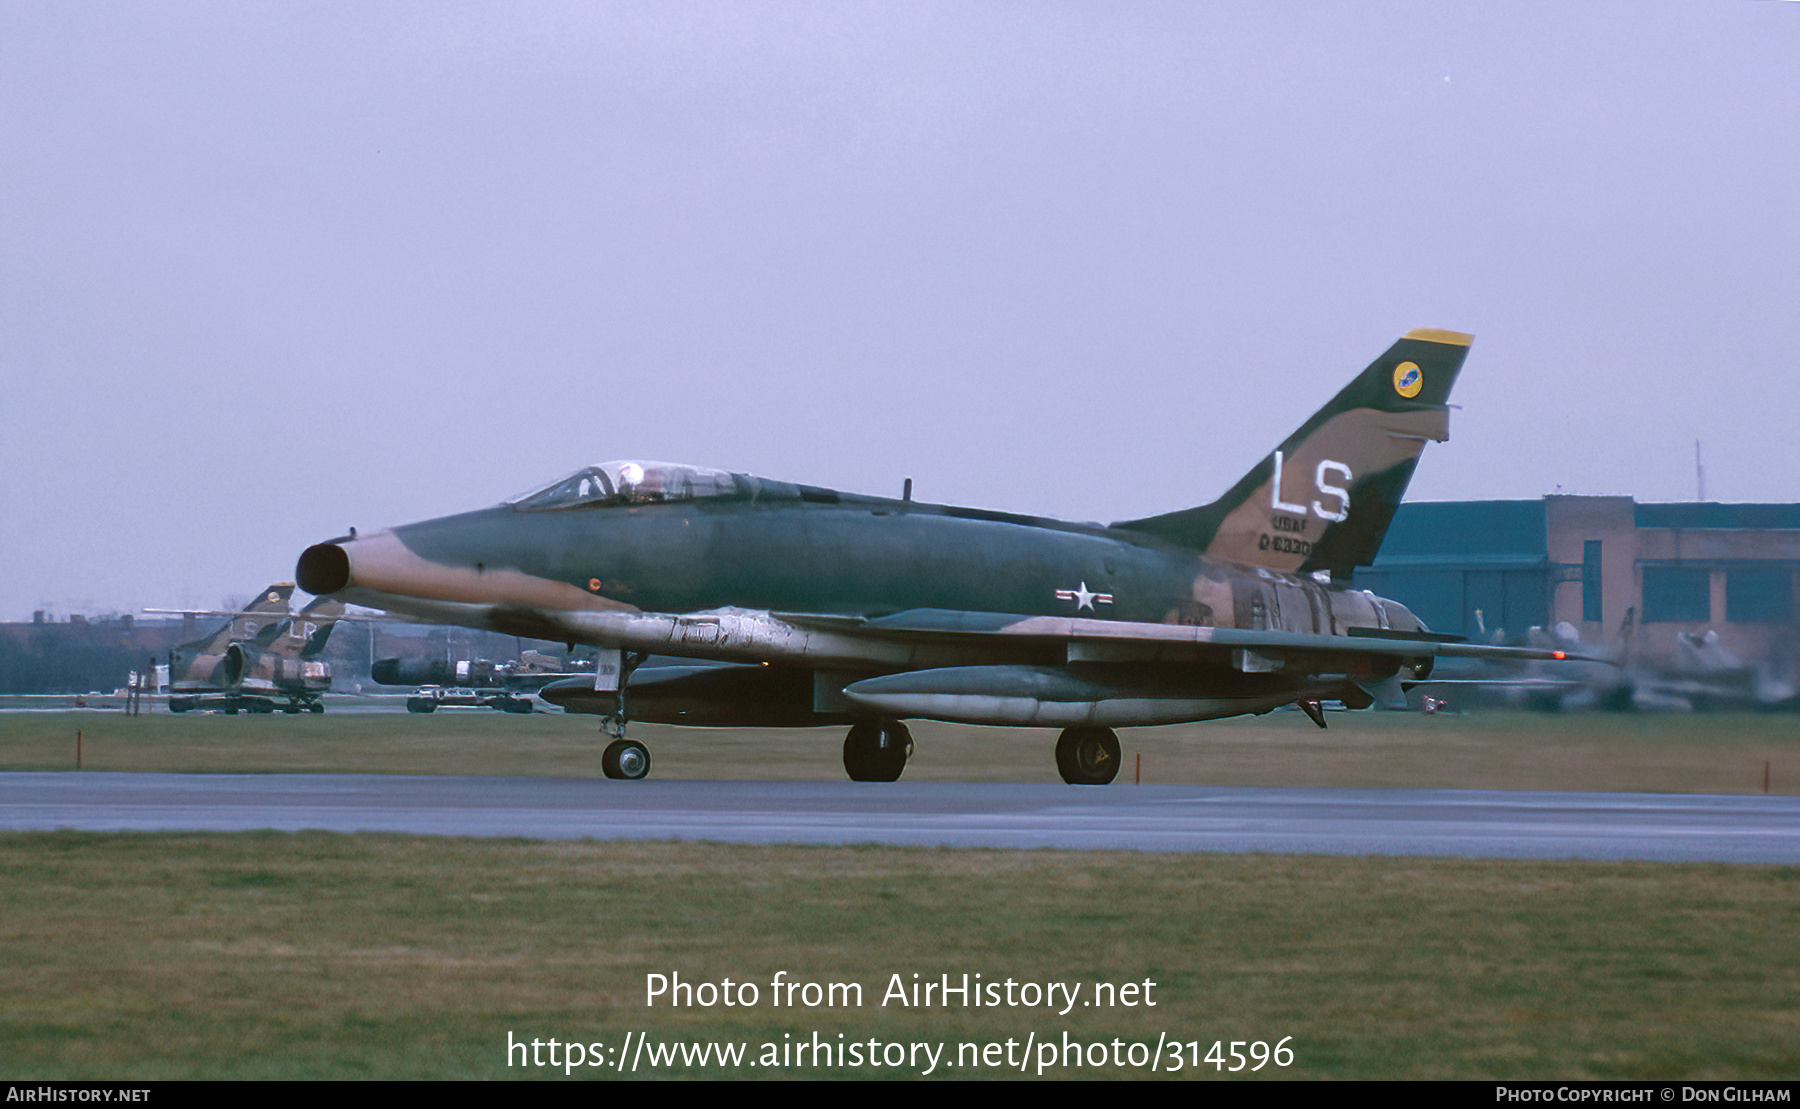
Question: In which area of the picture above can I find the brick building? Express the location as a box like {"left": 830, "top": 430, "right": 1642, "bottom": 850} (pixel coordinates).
{"left": 1355, "top": 497, "right": 1800, "bottom": 671}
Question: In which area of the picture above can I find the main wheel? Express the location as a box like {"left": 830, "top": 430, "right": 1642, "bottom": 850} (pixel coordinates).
{"left": 1055, "top": 726, "right": 1121, "bottom": 785}
{"left": 308, "top": 703, "right": 325, "bottom": 714}
{"left": 405, "top": 697, "right": 435, "bottom": 714}
{"left": 602, "top": 738, "right": 650, "bottom": 780}
{"left": 843, "top": 719, "right": 912, "bottom": 782}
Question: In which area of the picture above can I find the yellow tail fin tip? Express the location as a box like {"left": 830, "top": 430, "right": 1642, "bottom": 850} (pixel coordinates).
{"left": 1403, "top": 328, "right": 1474, "bottom": 346}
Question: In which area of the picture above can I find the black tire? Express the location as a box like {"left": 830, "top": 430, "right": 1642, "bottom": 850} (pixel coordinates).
{"left": 308, "top": 703, "right": 325, "bottom": 714}
{"left": 406, "top": 697, "right": 435, "bottom": 714}
{"left": 843, "top": 719, "right": 912, "bottom": 782}
{"left": 602, "top": 739, "right": 650, "bottom": 780}
{"left": 1055, "top": 726, "right": 1121, "bottom": 785}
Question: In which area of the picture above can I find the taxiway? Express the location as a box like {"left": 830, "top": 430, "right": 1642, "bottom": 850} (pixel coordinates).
{"left": 3, "top": 773, "right": 1797, "bottom": 863}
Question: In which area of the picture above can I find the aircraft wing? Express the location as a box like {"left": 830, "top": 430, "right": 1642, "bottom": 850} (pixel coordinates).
{"left": 530, "top": 605, "right": 1595, "bottom": 671}
{"left": 776, "top": 608, "right": 1591, "bottom": 665}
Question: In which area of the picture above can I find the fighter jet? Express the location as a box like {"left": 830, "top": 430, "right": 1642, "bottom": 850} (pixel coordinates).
{"left": 370, "top": 650, "right": 592, "bottom": 713}
{"left": 297, "top": 329, "right": 1577, "bottom": 782}
{"left": 160, "top": 586, "right": 344, "bottom": 713}
{"left": 1420, "top": 609, "right": 1796, "bottom": 713}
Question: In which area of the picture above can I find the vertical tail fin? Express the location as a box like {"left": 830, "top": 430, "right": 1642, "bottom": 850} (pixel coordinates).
{"left": 295, "top": 597, "right": 346, "bottom": 660}
{"left": 1114, "top": 329, "right": 1472, "bottom": 579}
{"left": 266, "top": 596, "right": 347, "bottom": 660}
{"left": 168, "top": 584, "right": 295, "bottom": 681}
{"left": 230, "top": 585, "right": 296, "bottom": 646}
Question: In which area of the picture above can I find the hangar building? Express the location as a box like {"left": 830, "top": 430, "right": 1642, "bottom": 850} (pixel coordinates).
{"left": 1355, "top": 496, "right": 1800, "bottom": 671}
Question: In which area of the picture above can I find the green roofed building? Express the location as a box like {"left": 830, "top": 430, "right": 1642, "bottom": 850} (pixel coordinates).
{"left": 1354, "top": 496, "right": 1800, "bottom": 671}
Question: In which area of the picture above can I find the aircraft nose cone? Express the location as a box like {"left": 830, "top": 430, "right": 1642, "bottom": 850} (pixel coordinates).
{"left": 296, "top": 542, "right": 351, "bottom": 595}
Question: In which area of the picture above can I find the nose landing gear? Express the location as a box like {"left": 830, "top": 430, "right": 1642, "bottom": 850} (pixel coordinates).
{"left": 599, "top": 651, "right": 652, "bottom": 780}
{"left": 602, "top": 738, "right": 650, "bottom": 780}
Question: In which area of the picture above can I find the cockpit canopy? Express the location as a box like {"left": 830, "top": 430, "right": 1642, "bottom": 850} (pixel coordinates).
{"left": 510, "top": 460, "right": 741, "bottom": 510}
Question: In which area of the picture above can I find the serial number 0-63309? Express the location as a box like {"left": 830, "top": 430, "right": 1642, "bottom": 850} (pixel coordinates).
{"left": 1164, "top": 1037, "right": 1294, "bottom": 1073}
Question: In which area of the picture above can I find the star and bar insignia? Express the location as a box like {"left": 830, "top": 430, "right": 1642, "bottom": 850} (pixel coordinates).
{"left": 1054, "top": 581, "right": 1114, "bottom": 611}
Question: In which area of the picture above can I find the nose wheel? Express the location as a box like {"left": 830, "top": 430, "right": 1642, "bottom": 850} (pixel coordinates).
{"left": 597, "top": 651, "right": 652, "bottom": 779}
{"left": 843, "top": 719, "right": 912, "bottom": 782}
{"left": 603, "top": 738, "right": 650, "bottom": 780}
{"left": 1056, "top": 726, "right": 1121, "bottom": 785}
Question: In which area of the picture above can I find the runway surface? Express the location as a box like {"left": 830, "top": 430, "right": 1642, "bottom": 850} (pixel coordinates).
{"left": 4, "top": 772, "right": 1798, "bottom": 862}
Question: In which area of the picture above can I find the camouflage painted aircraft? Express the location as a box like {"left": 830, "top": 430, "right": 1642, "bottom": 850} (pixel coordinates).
{"left": 297, "top": 329, "right": 1578, "bottom": 782}
{"left": 370, "top": 650, "right": 591, "bottom": 713}
{"left": 1418, "top": 608, "right": 1799, "bottom": 713}
{"left": 162, "top": 586, "right": 345, "bottom": 713}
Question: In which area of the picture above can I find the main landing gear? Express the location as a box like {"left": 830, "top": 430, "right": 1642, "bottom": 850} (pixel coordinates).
{"left": 1055, "top": 726, "right": 1121, "bottom": 786}
{"left": 843, "top": 719, "right": 913, "bottom": 782}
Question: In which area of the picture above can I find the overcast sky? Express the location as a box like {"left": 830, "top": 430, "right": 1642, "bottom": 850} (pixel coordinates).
{"left": 3, "top": 2, "right": 1796, "bottom": 619}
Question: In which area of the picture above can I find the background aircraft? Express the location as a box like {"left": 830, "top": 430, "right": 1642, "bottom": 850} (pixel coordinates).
{"left": 1415, "top": 607, "right": 1797, "bottom": 713}
{"left": 297, "top": 329, "right": 1580, "bottom": 783}
{"left": 370, "top": 649, "right": 594, "bottom": 713}
{"left": 156, "top": 586, "right": 345, "bottom": 713}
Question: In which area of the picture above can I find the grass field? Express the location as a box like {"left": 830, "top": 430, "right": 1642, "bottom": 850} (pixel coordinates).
{"left": 1, "top": 709, "right": 1796, "bottom": 1080}
{"left": 1, "top": 706, "right": 1796, "bottom": 793}
{"left": 2, "top": 834, "right": 1796, "bottom": 1080}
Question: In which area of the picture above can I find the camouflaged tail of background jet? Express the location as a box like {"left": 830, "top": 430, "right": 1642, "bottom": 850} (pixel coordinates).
{"left": 162, "top": 586, "right": 340, "bottom": 713}
{"left": 166, "top": 584, "right": 295, "bottom": 691}
{"left": 238, "top": 594, "right": 344, "bottom": 712}
{"left": 1114, "top": 329, "right": 1473, "bottom": 580}
{"left": 278, "top": 595, "right": 346, "bottom": 662}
